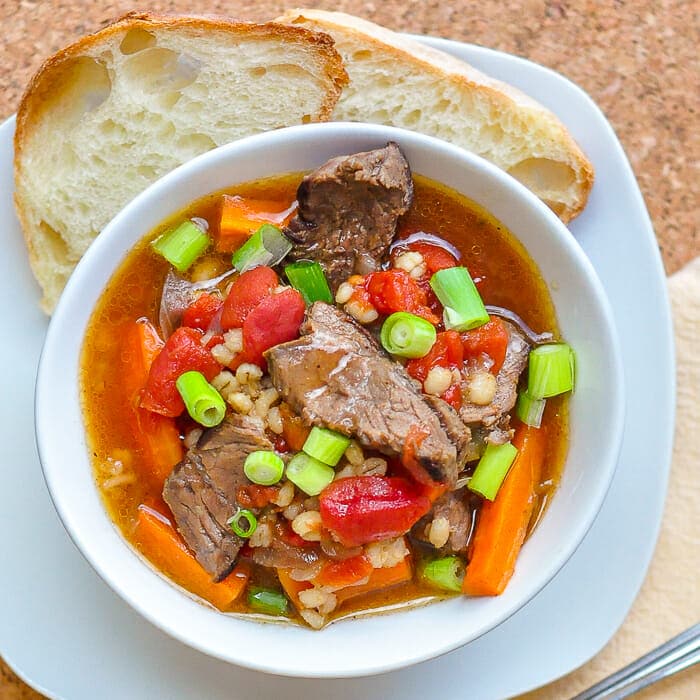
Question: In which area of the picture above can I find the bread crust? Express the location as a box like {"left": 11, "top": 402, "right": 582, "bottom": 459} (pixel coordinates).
{"left": 277, "top": 9, "right": 594, "bottom": 222}
{"left": 14, "top": 11, "right": 348, "bottom": 312}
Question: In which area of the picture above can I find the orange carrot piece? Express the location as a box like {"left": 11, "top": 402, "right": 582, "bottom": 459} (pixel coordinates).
{"left": 462, "top": 423, "right": 546, "bottom": 596}
{"left": 334, "top": 556, "right": 413, "bottom": 604}
{"left": 121, "top": 320, "right": 184, "bottom": 485}
{"left": 277, "top": 568, "right": 312, "bottom": 609}
{"left": 134, "top": 410, "right": 184, "bottom": 484}
{"left": 135, "top": 504, "right": 250, "bottom": 610}
{"left": 217, "top": 195, "right": 296, "bottom": 252}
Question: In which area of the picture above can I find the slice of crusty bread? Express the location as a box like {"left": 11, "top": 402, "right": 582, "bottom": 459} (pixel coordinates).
{"left": 14, "top": 12, "right": 348, "bottom": 313}
{"left": 277, "top": 9, "right": 593, "bottom": 224}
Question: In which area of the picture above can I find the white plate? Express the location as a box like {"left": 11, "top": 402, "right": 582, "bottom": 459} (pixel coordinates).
{"left": 0, "top": 38, "right": 674, "bottom": 699}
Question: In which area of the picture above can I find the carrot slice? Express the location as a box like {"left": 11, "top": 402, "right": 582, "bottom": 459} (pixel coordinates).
{"left": 217, "top": 195, "right": 296, "bottom": 252}
{"left": 134, "top": 504, "right": 250, "bottom": 610}
{"left": 277, "top": 568, "right": 312, "bottom": 609}
{"left": 121, "top": 320, "right": 184, "bottom": 485}
{"left": 334, "top": 556, "right": 413, "bottom": 604}
{"left": 462, "top": 423, "right": 546, "bottom": 596}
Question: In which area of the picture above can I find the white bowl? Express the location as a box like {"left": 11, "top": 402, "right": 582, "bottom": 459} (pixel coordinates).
{"left": 36, "top": 122, "right": 624, "bottom": 677}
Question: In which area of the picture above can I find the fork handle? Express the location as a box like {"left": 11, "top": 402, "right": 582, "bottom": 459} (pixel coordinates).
{"left": 572, "top": 623, "right": 700, "bottom": 699}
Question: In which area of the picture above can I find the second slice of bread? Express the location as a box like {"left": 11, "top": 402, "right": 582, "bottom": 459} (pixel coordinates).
{"left": 14, "top": 12, "right": 348, "bottom": 312}
{"left": 278, "top": 9, "right": 593, "bottom": 223}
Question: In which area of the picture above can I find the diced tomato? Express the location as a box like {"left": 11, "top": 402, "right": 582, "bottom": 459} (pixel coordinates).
{"left": 407, "top": 241, "right": 458, "bottom": 274}
{"left": 461, "top": 317, "right": 509, "bottom": 375}
{"left": 441, "top": 382, "right": 463, "bottom": 410}
{"left": 319, "top": 476, "right": 431, "bottom": 547}
{"left": 140, "top": 327, "right": 221, "bottom": 417}
{"left": 406, "top": 330, "right": 463, "bottom": 409}
{"left": 241, "top": 288, "right": 306, "bottom": 368}
{"left": 315, "top": 555, "right": 374, "bottom": 588}
{"left": 406, "top": 330, "right": 463, "bottom": 383}
{"left": 236, "top": 484, "right": 280, "bottom": 509}
{"left": 365, "top": 269, "right": 440, "bottom": 324}
{"left": 181, "top": 293, "right": 224, "bottom": 331}
{"left": 220, "top": 266, "right": 279, "bottom": 330}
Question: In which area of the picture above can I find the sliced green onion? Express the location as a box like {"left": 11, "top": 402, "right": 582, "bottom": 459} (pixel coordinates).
{"left": 515, "top": 390, "right": 546, "bottom": 428}
{"left": 151, "top": 219, "right": 209, "bottom": 272}
{"left": 231, "top": 223, "right": 292, "bottom": 273}
{"left": 247, "top": 586, "right": 288, "bottom": 616}
{"left": 468, "top": 442, "right": 518, "bottom": 501}
{"left": 175, "top": 371, "right": 226, "bottom": 427}
{"left": 430, "top": 267, "right": 489, "bottom": 331}
{"left": 243, "top": 450, "right": 285, "bottom": 485}
{"left": 286, "top": 452, "right": 335, "bottom": 496}
{"left": 302, "top": 426, "right": 351, "bottom": 466}
{"left": 380, "top": 311, "right": 437, "bottom": 358}
{"left": 421, "top": 556, "right": 465, "bottom": 592}
{"left": 227, "top": 507, "right": 257, "bottom": 538}
{"left": 284, "top": 260, "right": 333, "bottom": 305}
{"left": 527, "top": 343, "right": 575, "bottom": 399}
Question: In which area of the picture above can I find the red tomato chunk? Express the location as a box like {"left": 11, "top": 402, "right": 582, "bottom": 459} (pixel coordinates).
{"left": 406, "top": 330, "right": 464, "bottom": 409}
{"left": 461, "top": 317, "right": 509, "bottom": 374}
{"left": 241, "top": 288, "right": 306, "bottom": 368}
{"left": 319, "top": 476, "right": 431, "bottom": 547}
{"left": 221, "top": 266, "right": 279, "bottom": 330}
{"left": 407, "top": 241, "right": 458, "bottom": 274}
{"left": 181, "top": 292, "right": 224, "bottom": 331}
{"left": 365, "top": 269, "right": 440, "bottom": 324}
{"left": 140, "top": 327, "right": 221, "bottom": 417}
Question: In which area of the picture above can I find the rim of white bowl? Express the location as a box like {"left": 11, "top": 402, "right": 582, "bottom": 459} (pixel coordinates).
{"left": 35, "top": 122, "right": 625, "bottom": 677}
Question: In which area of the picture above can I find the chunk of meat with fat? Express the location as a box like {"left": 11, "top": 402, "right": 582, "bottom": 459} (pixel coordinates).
{"left": 286, "top": 142, "right": 413, "bottom": 288}
{"left": 162, "top": 415, "right": 273, "bottom": 581}
{"left": 266, "top": 302, "right": 462, "bottom": 485}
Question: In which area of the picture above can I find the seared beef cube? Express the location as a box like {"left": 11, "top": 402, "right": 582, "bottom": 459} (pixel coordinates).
{"left": 286, "top": 142, "right": 413, "bottom": 288}
{"left": 266, "top": 302, "right": 463, "bottom": 485}
{"left": 163, "top": 415, "right": 273, "bottom": 581}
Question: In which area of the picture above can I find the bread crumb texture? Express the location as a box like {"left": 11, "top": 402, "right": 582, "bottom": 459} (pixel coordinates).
{"left": 14, "top": 13, "right": 347, "bottom": 312}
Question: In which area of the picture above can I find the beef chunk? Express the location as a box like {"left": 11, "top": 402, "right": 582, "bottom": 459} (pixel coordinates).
{"left": 423, "top": 395, "right": 472, "bottom": 469}
{"left": 266, "top": 302, "right": 460, "bottom": 485}
{"left": 286, "top": 142, "right": 413, "bottom": 288}
{"left": 162, "top": 415, "right": 273, "bottom": 581}
{"left": 460, "top": 321, "right": 530, "bottom": 428}
{"left": 412, "top": 489, "right": 475, "bottom": 555}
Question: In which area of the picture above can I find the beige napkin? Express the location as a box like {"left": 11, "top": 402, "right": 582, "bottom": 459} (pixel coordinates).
{"left": 520, "top": 257, "right": 700, "bottom": 699}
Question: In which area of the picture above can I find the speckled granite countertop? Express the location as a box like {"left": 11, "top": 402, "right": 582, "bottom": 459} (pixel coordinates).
{"left": 1, "top": 1, "right": 698, "bottom": 698}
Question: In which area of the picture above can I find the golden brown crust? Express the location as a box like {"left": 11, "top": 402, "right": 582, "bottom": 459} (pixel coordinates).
{"left": 278, "top": 9, "right": 594, "bottom": 222}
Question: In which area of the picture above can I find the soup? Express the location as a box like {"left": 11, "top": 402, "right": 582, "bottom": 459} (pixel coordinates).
{"left": 81, "top": 144, "right": 570, "bottom": 628}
